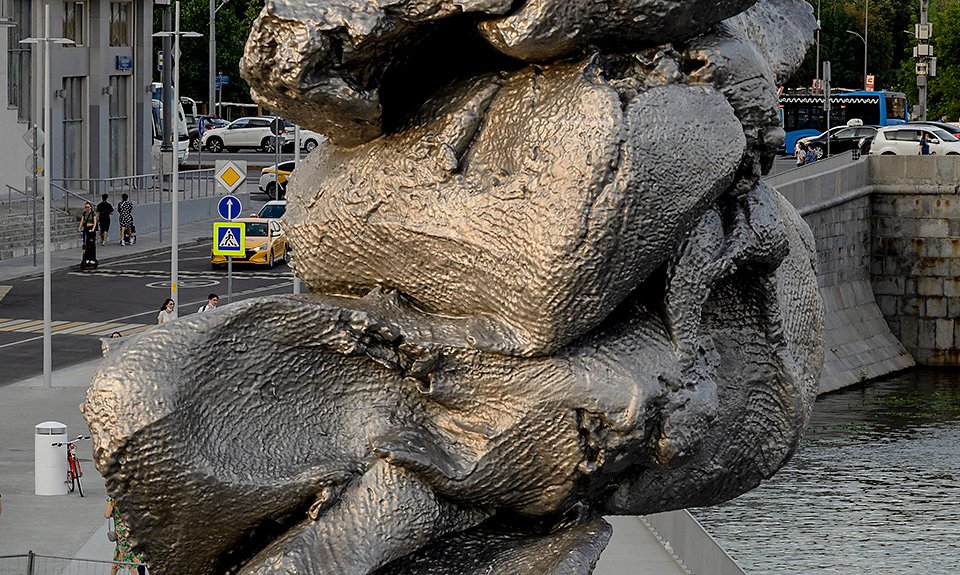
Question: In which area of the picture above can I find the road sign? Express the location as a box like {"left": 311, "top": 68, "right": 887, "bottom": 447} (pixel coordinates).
{"left": 214, "top": 160, "right": 246, "bottom": 194}
{"left": 215, "top": 75, "right": 229, "bottom": 88}
{"left": 213, "top": 222, "right": 245, "bottom": 256}
{"left": 270, "top": 118, "right": 283, "bottom": 136}
{"left": 217, "top": 195, "right": 242, "bottom": 220}
{"left": 866, "top": 74, "right": 875, "bottom": 91}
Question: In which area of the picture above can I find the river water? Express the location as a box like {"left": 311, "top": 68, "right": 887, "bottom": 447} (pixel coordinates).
{"left": 694, "top": 368, "right": 960, "bottom": 575}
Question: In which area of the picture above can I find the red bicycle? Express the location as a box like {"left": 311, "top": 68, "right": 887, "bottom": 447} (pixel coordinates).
{"left": 53, "top": 435, "right": 90, "bottom": 497}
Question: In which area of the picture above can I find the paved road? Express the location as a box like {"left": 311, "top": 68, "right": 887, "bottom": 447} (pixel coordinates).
{"left": 0, "top": 196, "right": 297, "bottom": 387}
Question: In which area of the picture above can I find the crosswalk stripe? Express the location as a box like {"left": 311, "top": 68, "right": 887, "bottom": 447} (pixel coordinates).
{"left": 3, "top": 319, "right": 43, "bottom": 331}
{"left": 72, "top": 322, "right": 128, "bottom": 336}
{"left": 0, "top": 319, "right": 151, "bottom": 337}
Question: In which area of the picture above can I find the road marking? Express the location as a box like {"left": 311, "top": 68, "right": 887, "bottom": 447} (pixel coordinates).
{"left": 0, "top": 280, "right": 294, "bottom": 350}
{"left": 0, "top": 286, "right": 10, "bottom": 303}
{"left": 0, "top": 318, "right": 150, "bottom": 336}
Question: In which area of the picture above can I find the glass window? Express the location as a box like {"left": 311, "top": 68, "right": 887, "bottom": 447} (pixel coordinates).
{"left": 834, "top": 128, "right": 858, "bottom": 139}
{"left": 109, "top": 2, "right": 130, "bottom": 47}
{"left": 108, "top": 76, "right": 129, "bottom": 177}
{"left": 229, "top": 119, "right": 249, "bottom": 129}
{"left": 62, "top": 77, "right": 85, "bottom": 181}
{"left": 63, "top": 2, "right": 85, "bottom": 46}
{"left": 7, "top": 0, "right": 32, "bottom": 122}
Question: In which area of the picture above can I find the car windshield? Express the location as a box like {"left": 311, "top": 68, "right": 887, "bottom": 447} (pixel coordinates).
{"left": 933, "top": 129, "right": 958, "bottom": 142}
{"left": 259, "top": 205, "right": 286, "bottom": 219}
{"left": 245, "top": 222, "right": 269, "bottom": 237}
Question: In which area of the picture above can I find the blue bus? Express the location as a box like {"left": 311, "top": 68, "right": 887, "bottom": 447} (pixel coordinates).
{"left": 779, "top": 90, "right": 908, "bottom": 154}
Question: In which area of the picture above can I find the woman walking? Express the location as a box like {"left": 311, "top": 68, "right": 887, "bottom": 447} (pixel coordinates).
{"left": 157, "top": 299, "right": 177, "bottom": 324}
{"left": 104, "top": 496, "right": 145, "bottom": 575}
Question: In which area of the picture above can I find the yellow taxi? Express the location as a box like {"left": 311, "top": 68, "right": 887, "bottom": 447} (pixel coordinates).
{"left": 211, "top": 218, "right": 288, "bottom": 268}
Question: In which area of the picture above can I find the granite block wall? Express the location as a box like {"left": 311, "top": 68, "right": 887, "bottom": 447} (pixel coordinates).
{"left": 871, "top": 190, "right": 960, "bottom": 365}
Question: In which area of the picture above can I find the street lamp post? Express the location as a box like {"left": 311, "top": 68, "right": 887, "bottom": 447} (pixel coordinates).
{"left": 154, "top": 2, "right": 202, "bottom": 312}
{"left": 209, "top": 0, "right": 229, "bottom": 115}
{"left": 846, "top": 30, "right": 867, "bottom": 89}
{"left": 20, "top": 3, "right": 73, "bottom": 389}
{"left": 846, "top": 0, "right": 870, "bottom": 90}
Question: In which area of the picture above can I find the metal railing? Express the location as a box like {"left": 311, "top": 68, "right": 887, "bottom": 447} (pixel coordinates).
{"left": 4, "top": 184, "right": 36, "bottom": 215}
{"left": 51, "top": 169, "right": 216, "bottom": 211}
{"left": 0, "top": 552, "right": 146, "bottom": 575}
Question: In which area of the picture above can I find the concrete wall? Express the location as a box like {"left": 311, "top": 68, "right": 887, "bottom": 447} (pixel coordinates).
{"left": 768, "top": 155, "right": 915, "bottom": 393}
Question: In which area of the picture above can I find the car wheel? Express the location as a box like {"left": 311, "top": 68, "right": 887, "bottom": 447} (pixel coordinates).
{"left": 207, "top": 137, "right": 224, "bottom": 153}
{"left": 947, "top": 152, "right": 960, "bottom": 156}
{"left": 190, "top": 137, "right": 201, "bottom": 151}
{"left": 265, "top": 182, "right": 277, "bottom": 200}
{"left": 211, "top": 262, "right": 223, "bottom": 270}
{"left": 304, "top": 139, "right": 318, "bottom": 152}
{"left": 262, "top": 137, "right": 279, "bottom": 153}
{"left": 811, "top": 145, "right": 825, "bottom": 159}
{"left": 882, "top": 151, "right": 896, "bottom": 155}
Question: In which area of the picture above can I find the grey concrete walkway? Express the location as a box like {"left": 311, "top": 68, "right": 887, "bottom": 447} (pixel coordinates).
{"left": 0, "top": 203, "right": 691, "bottom": 573}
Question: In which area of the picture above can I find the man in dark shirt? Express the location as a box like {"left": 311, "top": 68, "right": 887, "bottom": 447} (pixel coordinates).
{"left": 96, "top": 194, "right": 114, "bottom": 245}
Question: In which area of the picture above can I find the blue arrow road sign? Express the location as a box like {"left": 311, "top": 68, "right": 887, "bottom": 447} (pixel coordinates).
{"left": 217, "top": 195, "right": 242, "bottom": 220}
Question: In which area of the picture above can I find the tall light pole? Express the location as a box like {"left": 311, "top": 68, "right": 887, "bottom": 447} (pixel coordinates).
{"left": 154, "top": 2, "right": 201, "bottom": 312}
{"left": 846, "top": 30, "right": 867, "bottom": 89}
{"left": 20, "top": 4, "right": 73, "bottom": 389}
{"left": 209, "top": 0, "right": 229, "bottom": 115}
{"left": 815, "top": 0, "right": 821, "bottom": 92}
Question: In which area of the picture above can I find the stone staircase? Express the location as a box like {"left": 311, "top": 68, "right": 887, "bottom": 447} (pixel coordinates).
{"left": 0, "top": 205, "right": 80, "bottom": 261}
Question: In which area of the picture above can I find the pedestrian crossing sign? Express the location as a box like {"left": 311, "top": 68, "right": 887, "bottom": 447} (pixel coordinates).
{"left": 213, "top": 222, "right": 245, "bottom": 256}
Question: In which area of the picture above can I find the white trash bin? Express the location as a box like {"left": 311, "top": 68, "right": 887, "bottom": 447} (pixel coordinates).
{"left": 35, "top": 421, "right": 68, "bottom": 496}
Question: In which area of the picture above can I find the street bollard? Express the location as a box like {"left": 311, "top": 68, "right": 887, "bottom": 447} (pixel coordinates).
{"left": 35, "top": 421, "right": 68, "bottom": 496}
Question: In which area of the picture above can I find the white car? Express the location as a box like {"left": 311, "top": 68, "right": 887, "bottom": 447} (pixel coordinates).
{"left": 869, "top": 125, "right": 960, "bottom": 156}
{"left": 201, "top": 116, "right": 292, "bottom": 153}
{"left": 257, "top": 200, "right": 287, "bottom": 219}
{"left": 281, "top": 122, "right": 326, "bottom": 153}
{"left": 258, "top": 161, "right": 296, "bottom": 200}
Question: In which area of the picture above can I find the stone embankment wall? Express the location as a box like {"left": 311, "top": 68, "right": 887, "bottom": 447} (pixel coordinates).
{"left": 766, "top": 155, "right": 915, "bottom": 393}
{"left": 869, "top": 157, "right": 960, "bottom": 365}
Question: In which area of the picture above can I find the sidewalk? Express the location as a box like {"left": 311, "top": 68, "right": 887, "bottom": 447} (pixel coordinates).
{"left": 0, "top": 207, "right": 227, "bottom": 561}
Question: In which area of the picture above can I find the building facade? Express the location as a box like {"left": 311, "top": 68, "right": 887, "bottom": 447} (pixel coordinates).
{"left": 0, "top": 0, "right": 154, "bottom": 196}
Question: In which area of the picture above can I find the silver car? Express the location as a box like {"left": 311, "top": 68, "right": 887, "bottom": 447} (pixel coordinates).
{"left": 869, "top": 125, "right": 960, "bottom": 156}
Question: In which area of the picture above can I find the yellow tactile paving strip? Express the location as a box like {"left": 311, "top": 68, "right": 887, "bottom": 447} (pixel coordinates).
{"left": 0, "top": 318, "right": 152, "bottom": 337}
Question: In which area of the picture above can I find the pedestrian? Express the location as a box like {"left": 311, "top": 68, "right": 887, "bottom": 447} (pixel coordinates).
{"left": 795, "top": 142, "right": 806, "bottom": 166}
{"left": 197, "top": 293, "right": 219, "bottom": 313}
{"left": 940, "top": 115, "right": 948, "bottom": 122}
{"left": 117, "top": 194, "right": 134, "bottom": 246}
{"left": 78, "top": 202, "right": 98, "bottom": 247}
{"left": 157, "top": 298, "right": 177, "bottom": 324}
{"left": 96, "top": 194, "right": 114, "bottom": 245}
{"left": 919, "top": 132, "right": 931, "bottom": 155}
{"left": 111, "top": 331, "right": 123, "bottom": 338}
{"left": 804, "top": 144, "right": 817, "bottom": 165}
{"left": 105, "top": 496, "right": 146, "bottom": 575}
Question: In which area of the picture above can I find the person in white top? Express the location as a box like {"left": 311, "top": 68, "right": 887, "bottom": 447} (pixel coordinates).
{"left": 157, "top": 298, "right": 177, "bottom": 324}
{"left": 198, "top": 293, "right": 219, "bottom": 313}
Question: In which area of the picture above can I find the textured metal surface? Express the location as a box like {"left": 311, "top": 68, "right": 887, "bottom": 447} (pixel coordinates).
{"left": 84, "top": 0, "right": 823, "bottom": 574}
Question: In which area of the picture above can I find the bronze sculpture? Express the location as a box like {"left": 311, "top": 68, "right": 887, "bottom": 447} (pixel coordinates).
{"left": 83, "top": 1, "right": 824, "bottom": 573}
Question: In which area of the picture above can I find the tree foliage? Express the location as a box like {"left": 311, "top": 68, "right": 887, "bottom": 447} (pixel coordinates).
{"left": 790, "top": 0, "right": 960, "bottom": 120}
{"left": 152, "top": 0, "right": 264, "bottom": 112}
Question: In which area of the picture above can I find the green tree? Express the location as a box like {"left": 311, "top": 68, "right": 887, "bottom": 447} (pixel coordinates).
{"left": 153, "top": 0, "right": 264, "bottom": 112}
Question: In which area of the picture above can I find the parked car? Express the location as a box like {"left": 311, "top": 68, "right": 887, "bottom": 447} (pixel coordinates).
{"left": 802, "top": 125, "right": 879, "bottom": 159}
{"left": 869, "top": 125, "right": 960, "bottom": 156}
{"left": 280, "top": 122, "right": 326, "bottom": 153}
{"left": 258, "top": 161, "right": 296, "bottom": 200}
{"left": 211, "top": 218, "right": 288, "bottom": 268}
{"left": 201, "top": 116, "right": 293, "bottom": 153}
{"left": 188, "top": 116, "right": 229, "bottom": 151}
{"left": 906, "top": 121, "right": 960, "bottom": 136}
{"left": 257, "top": 200, "right": 287, "bottom": 219}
